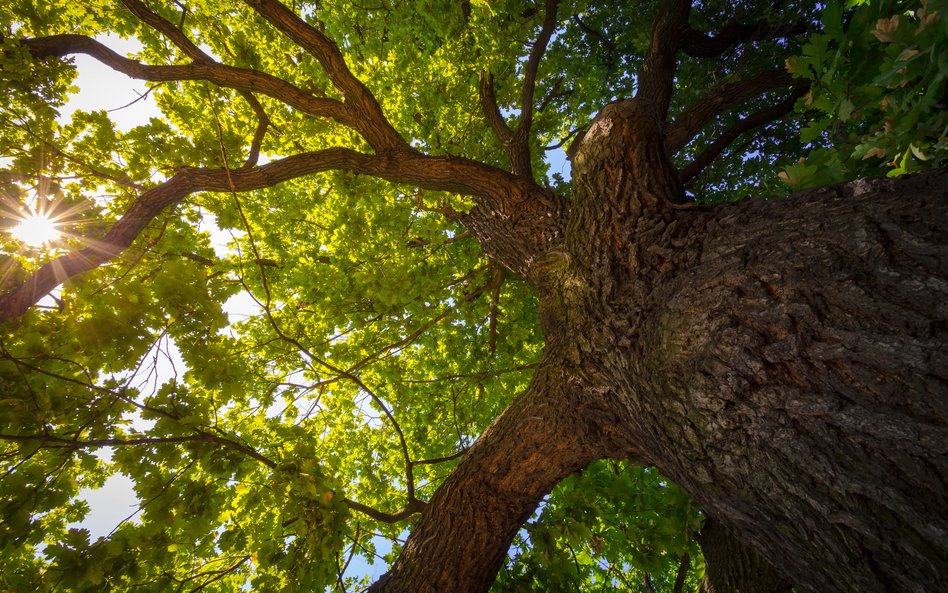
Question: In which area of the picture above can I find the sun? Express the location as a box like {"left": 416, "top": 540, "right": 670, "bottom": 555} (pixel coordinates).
{"left": 11, "top": 212, "right": 61, "bottom": 247}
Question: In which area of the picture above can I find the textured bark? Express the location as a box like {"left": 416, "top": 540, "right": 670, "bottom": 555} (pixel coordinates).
{"left": 367, "top": 90, "right": 948, "bottom": 592}
{"left": 366, "top": 363, "right": 635, "bottom": 593}
{"left": 619, "top": 170, "right": 948, "bottom": 593}
{"left": 697, "top": 517, "right": 793, "bottom": 593}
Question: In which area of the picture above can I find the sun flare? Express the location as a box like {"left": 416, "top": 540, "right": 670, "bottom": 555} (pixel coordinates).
{"left": 11, "top": 212, "right": 61, "bottom": 247}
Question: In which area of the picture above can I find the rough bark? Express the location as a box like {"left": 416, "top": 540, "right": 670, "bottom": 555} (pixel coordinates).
{"left": 626, "top": 169, "right": 948, "bottom": 593}
{"left": 560, "top": 103, "right": 948, "bottom": 590}
{"left": 697, "top": 517, "right": 793, "bottom": 593}
{"left": 554, "top": 98, "right": 948, "bottom": 593}
{"left": 370, "top": 96, "right": 948, "bottom": 591}
{"left": 366, "top": 362, "right": 636, "bottom": 593}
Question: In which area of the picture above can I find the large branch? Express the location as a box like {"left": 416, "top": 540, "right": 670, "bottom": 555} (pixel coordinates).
{"left": 0, "top": 148, "right": 560, "bottom": 321}
{"left": 368, "top": 363, "right": 636, "bottom": 593}
{"left": 477, "top": 0, "right": 558, "bottom": 179}
{"left": 243, "top": 0, "right": 405, "bottom": 150}
{"left": 666, "top": 68, "right": 795, "bottom": 153}
{"left": 23, "top": 34, "right": 350, "bottom": 125}
{"left": 636, "top": 1, "right": 804, "bottom": 121}
{"left": 696, "top": 517, "right": 793, "bottom": 593}
{"left": 679, "top": 86, "right": 806, "bottom": 184}
{"left": 680, "top": 19, "right": 807, "bottom": 59}
{"left": 635, "top": 0, "right": 692, "bottom": 117}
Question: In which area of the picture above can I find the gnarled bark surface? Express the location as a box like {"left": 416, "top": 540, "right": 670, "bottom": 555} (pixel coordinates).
{"left": 369, "top": 97, "right": 948, "bottom": 591}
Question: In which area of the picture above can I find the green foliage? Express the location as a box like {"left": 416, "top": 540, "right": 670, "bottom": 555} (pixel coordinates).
{"left": 494, "top": 462, "right": 703, "bottom": 593}
{"left": 781, "top": 0, "right": 948, "bottom": 188}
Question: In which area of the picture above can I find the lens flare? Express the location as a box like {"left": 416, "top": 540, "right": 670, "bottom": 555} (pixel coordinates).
{"left": 11, "top": 212, "right": 61, "bottom": 247}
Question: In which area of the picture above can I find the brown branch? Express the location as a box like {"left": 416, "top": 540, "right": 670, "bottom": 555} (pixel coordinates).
{"left": 343, "top": 496, "right": 427, "bottom": 523}
{"left": 478, "top": 71, "right": 514, "bottom": 146}
{"left": 679, "top": 86, "right": 806, "bottom": 185}
{"left": 518, "top": 0, "right": 559, "bottom": 135}
{"left": 636, "top": 1, "right": 804, "bottom": 121}
{"left": 673, "top": 553, "right": 691, "bottom": 593}
{"left": 239, "top": 92, "right": 270, "bottom": 168}
{"left": 666, "top": 68, "right": 795, "bottom": 153}
{"left": 636, "top": 0, "right": 692, "bottom": 117}
{"left": 120, "top": 0, "right": 214, "bottom": 63}
{"left": 0, "top": 142, "right": 553, "bottom": 322}
{"left": 511, "top": 0, "right": 559, "bottom": 178}
{"left": 476, "top": 0, "right": 558, "bottom": 179}
{"left": 410, "top": 448, "right": 468, "bottom": 467}
{"left": 23, "top": 34, "right": 350, "bottom": 125}
{"left": 242, "top": 0, "right": 406, "bottom": 150}
{"left": 680, "top": 19, "right": 807, "bottom": 58}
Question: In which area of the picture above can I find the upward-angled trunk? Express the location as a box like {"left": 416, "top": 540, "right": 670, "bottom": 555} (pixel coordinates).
{"left": 370, "top": 97, "right": 947, "bottom": 593}
{"left": 367, "top": 363, "right": 635, "bottom": 593}
{"left": 559, "top": 98, "right": 948, "bottom": 592}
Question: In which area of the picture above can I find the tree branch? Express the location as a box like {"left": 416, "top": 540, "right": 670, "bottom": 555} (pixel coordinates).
{"left": 478, "top": 71, "right": 514, "bottom": 146}
{"left": 343, "top": 497, "right": 427, "bottom": 523}
{"left": 666, "top": 68, "right": 795, "bottom": 153}
{"left": 23, "top": 34, "right": 351, "bottom": 125}
{"left": 410, "top": 448, "right": 468, "bottom": 467}
{"left": 239, "top": 91, "right": 270, "bottom": 168}
{"left": 120, "top": 0, "right": 215, "bottom": 63}
{"left": 636, "top": 0, "right": 692, "bottom": 117}
{"left": 673, "top": 553, "right": 691, "bottom": 593}
{"left": 680, "top": 19, "right": 807, "bottom": 58}
{"left": 679, "top": 86, "right": 806, "bottom": 185}
{"left": 518, "top": 0, "right": 559, "bottom": 136}
{"left": 367, "top": 363, "right": 630, "bottom": 592}
{"left": 476, "top": 0, "right": 558, "bottom": 179}
{"left": 242, "top": 0, "right": 406, "bottom": 150}
{"left": 1, "top": 141, "right": 558, "bottom": 320}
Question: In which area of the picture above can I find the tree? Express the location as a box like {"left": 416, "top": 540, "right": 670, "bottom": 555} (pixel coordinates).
{"left": 0, "top": 0, "right": 945, "bottom": 592}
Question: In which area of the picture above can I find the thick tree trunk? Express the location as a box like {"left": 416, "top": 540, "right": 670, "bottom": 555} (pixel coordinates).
{"left": 552, "top": 100, "right": 948, "bottom": 593}
{"left": 370, "top": 97, "right": 947, "bottom": 593}
{"left": 619, "top": 170, "right": 948, "bottom": 593}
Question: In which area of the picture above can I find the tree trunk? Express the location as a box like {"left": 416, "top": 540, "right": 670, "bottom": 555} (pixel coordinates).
{"left": 370, "top": 98, "right": 948, "bottom": 593}
{"left": 619, "top": 169, "right": 948, "bottom": 593}
{"left": 697, "top": 517, "right": 793, "bottom": 593}
{"left": 558, "top": 100, "right": 948, "bottom": 593}
{"left": 367, "top": 362, "right": 636, "bottom": 593}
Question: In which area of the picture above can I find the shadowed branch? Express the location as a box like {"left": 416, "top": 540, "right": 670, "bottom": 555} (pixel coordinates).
{"left": 243, "top": 0, "right": 406, "bottom": 150}
{"left": 23, "top": 34, "right": 351, "bottom": 124}
{"left": 666, "top": 68, "right": 796, "bottom": 153}
{"left": 680, "top": 18, "right": 807, "bottom": 58}
{"left": 477, "top": 0, "right": 559, "bottom": 179}
{"left": 679, "top": 86, "right": 806, "bottom": 184}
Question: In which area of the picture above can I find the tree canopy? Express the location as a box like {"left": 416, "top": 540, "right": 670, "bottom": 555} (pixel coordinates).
{"left": 0, "top": 0, "right": 945, "bottom": 592}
